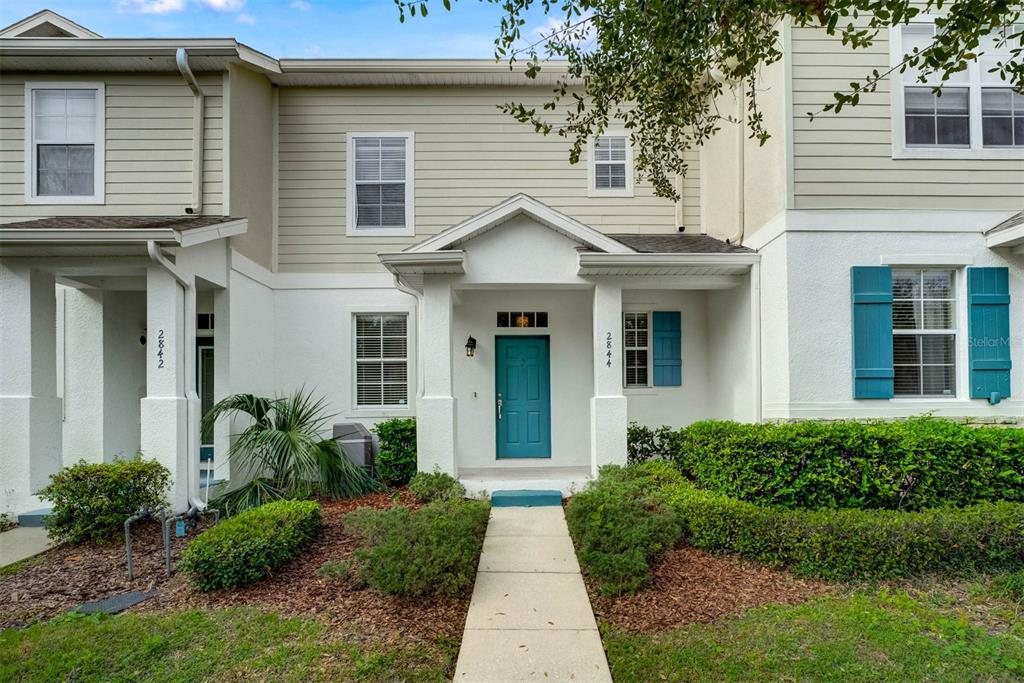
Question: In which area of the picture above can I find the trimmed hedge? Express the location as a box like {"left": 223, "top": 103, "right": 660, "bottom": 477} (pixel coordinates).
{"left": 408, "top": 469, "right": 466, "bottom": 503}
{"left": 179, "top": 500, "right": 322, "bottom": 591}
{"left": 630, "top": 417, "right": 1024, "bottom": 510}
{"left": 664, "top": 482, "right": 1024, "bottom": 579}
{"left": 344, "top": 498, "right": 490, "bottom": 597}
{"left": 374, "top": 418, "right": 417, "bottom": 486}
{"left": 38, "top": 459, "right": 170, "bottom": 544}
{"left": 565, "top": 463, "right": 683, "bottom": 595}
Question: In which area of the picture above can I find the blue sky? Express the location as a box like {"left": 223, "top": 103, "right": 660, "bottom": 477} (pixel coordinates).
{"left": 0, "top": 0, "right": 556, "bottom": 58}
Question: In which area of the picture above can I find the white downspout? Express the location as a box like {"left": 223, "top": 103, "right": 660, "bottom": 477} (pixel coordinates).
{"left": 727, "top": 83, "right": 746, "bottom": 245}
{"left": 176, "top": 48, "right": 204, "bottom": 215}
{"left": 148, "top": 241, "right": 205, "bottom": 511}
{"left": 392, "top": 273, "right": 425, "bottom": 403}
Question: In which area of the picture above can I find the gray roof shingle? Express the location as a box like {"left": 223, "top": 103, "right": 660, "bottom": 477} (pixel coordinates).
{"left": 987, "top": 210, "right": 1024, "bottom": 234}
{"left": 0, "top": 215, "right": 241, "bottom": 232}
{"left": 607, "top": 233, "right": 753, "bottom": 254}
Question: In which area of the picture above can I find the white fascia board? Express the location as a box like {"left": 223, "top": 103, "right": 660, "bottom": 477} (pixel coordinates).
{"left": 278, "top": 58, "right": 568, "bottom": 75}
{"left": 578, "top": 252, "right": 760, "bottom": 268}
{"left": 0, "top": 38, "right": 280, "bottom": 73}
{"left": 176, "top": 218, "right": 248, "bottom": 247}
{"left": 0, "top": 10, "right": 101, "bottom": 38}
{"left": 379, "top": 250, "right": 465, "bottom": 272}
{"left": 0, "top": 229, "right": 178, "bottom": 243}
{"left": 986, "top": 222, "right": 1024, "bottom": 248}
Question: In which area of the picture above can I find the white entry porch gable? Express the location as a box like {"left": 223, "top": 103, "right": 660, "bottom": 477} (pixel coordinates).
{"left": 381, "top": 195, "right": 760, "bottom": 490}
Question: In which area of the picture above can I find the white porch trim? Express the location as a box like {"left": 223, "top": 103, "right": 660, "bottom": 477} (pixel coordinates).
{"left": 405, "top": 194, "right": 634, "bottom": 255}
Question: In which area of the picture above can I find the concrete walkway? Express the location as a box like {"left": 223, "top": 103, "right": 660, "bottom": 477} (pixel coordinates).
{"left": 0, "top": 526, "right": 51, "bottom": 568}
{"left": 454, "top": 506, "right": 612, "bottom": 682}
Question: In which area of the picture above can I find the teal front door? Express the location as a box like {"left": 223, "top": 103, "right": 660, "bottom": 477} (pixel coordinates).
{"left": 495, "top": 336, "right": 551, "bottom": 458}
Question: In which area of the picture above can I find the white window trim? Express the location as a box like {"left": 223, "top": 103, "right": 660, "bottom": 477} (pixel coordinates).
{"left": 24, "top": 81, "right": 106, "bottom": 204}
{"left": 587, "top": 130, "right": 635, "bottom": 198}
{"left": 890, "top": 266, "right": 961, "bottom": 400}
{"left": 350, "top": 309, "right": 413, "bottom": 414}
{"left": 345, "top": 131, "right": 415, "bottom": 237}
{"left": 889, "top": 20, "right": 1024, "bottom": 160}
{"left": 622, "top": 310, "right": 652, "bottom": 389}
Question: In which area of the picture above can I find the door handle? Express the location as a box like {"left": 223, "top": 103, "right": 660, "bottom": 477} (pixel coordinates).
{"left": 496, "top": 395, "right": 502, "bottom": 420}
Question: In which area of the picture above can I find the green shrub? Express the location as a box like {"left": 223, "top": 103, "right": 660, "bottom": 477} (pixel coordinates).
{"left": 0, "top": 513, "right": 15, "bottom": 533}
{"left": 408, "top": 469, "right": 466, "bottom": 503}
{"left": 179, "top": 500, "right": 322, "bottom": 591}
{"left": 316, "top": 559, "right": 350, "bottom": 580}
{"left": 626, "top": 423, "right": 678, "bottom": 466}
{"left": 345, "top": 499, "right": 489, "bottom": 597}
{"left": 565, "top": 464, "right": 684, "bottom": 595}
{"left": 667, "top": 417, "right": 1024, "bottom": 510}
{"left": 991, "top": 569, "right": 1024, "bottom": 603}
{"left": 374, "top": 418, "right": 417, "bottom": 486}
{"left": 662, "top": 481, "right": 1024, "bottom": 579}
{"left": 38, "top": 459, "right": 170, "bottom": 544}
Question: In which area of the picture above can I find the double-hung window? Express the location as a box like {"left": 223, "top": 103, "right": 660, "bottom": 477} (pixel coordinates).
{"left": 892, "top": 268, "right": 957, "bottom": 397}
{"left": 589, "top": 133, "right": 634, "bottom": 197}
{"left": 893, "top": 22, "right": 1024, "bottom": 158}
{"left": 346, "top": 132, "right": 415, "bottom": 236}
{"left": 623, "top": 312, "right": 650, "bottom": 388}
{"left": 25, "top": 83, "right": 105, "bottom": 203}
{"left": 354, "top": 313, "right": 409, "bottom": 408}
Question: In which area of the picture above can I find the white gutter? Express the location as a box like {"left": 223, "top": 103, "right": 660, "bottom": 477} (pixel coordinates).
{"left": 176, "top": 48, "right": 204, "bottom": 215}
{"left": 0, "top": 229, "right": 177, "bottom": 242}
{"left": 728, "top": 83, "right": 746, "bottom": 246}
{"left": 147, "top": 241, "right": 204, "bottom": 513}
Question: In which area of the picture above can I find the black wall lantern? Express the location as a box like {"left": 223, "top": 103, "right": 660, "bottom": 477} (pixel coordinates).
{"left": 465, "top": 335, "right": 477, "bottom": 357}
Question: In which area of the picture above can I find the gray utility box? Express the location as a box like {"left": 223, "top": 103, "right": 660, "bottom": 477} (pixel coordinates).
{"left": 333, "top": 422, "right": 376, "bottom": 470}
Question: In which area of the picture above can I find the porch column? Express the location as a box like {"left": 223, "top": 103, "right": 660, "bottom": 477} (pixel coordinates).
{"left": 0, "top": 263, "right": 61, "bottom": 514}
{"left": 140, "top": 266, "right": 191, "bottom": 511}
{"left": 590, "top": 282, "right": 628, "bottom": 475}
{"left": 416, "top": 279, "right": 456, "bottom": 475}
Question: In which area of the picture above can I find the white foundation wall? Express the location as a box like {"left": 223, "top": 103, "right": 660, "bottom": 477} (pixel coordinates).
{"left": 452, "top": 289, "right": 593, "bottom": 470}
{"left": 622, "top": 289, "right": 716, "bottom": 428}
{"left": 764, "top": 229, "right": 1024, "bottom": 418}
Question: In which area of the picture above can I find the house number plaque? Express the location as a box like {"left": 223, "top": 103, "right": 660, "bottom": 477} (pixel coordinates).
{"left": 605, "top": 332, "right": 613, "bottom": 368}
{"left": 157, "top": 329, "right": 166, "bottom": 369}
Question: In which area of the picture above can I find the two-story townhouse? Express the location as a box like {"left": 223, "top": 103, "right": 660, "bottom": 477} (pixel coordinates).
{"left": 0, "top": 10, "right": 1020, "bottom": 518}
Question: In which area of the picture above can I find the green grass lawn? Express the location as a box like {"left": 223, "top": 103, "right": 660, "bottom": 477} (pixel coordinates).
{"left": 604, "top": 589, "right": 1024, "bottom": 683}
{"left": 0, "top": 608, "right": 456, "bottom": 682}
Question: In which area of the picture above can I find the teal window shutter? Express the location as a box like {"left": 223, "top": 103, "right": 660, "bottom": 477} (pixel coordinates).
{"left": 652, "top": 311, "right": 681, "bottom": 386}
{"left": 851, "top": 266, "right": 894, "bottom": 399}
{"left": 968, "top": 267, "right": 1011, "bottom": 403}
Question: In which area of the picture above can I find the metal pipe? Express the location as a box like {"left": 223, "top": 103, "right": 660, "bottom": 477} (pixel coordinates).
{"left": 175, "top": 48, "right": 204, "bottom": 215}
{"left": 727, "top": 83, "right": 746, "bottom": 246}
{"left": 125, "top": 506, "right": 161, "bottom": 580}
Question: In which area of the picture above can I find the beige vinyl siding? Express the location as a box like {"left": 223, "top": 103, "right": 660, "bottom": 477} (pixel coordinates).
{"left": 791, "top": 26, "right": 1024, "bottom": 210}
{"left": 0, "top": 72, "right": 224, "bottom": 220}
{"left": 277, "top": 86, "right": 678, "bottom": 272}
{"left": 678, "top": 148, "right": 701, "bottom": 231}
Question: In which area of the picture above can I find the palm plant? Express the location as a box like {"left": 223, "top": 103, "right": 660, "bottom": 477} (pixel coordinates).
{"left": 203, "top": 389, "right": 379, "bottom": 515}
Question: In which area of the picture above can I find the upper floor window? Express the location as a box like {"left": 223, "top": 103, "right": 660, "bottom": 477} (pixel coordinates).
{"left": 892, "top": 23, "right": 1023, "bottom": 159}
{"left": 588, "top": 133, "right": 634, "bottom": 197}
{"left": 346, "top": 132, "right": 415, "bottom": 237}
{"left": 25, "top": 83, "right": 105, "bottom": 204}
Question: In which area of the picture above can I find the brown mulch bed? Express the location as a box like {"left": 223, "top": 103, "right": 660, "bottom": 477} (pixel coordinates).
{"left": 1, "top": 491, "right": 470, "bottom": 644}
{"left": 588, "top": 546, "right": 831, "bottom": 634}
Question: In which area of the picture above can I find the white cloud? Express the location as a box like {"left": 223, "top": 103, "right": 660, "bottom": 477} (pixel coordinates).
{"left": 200, "top": 0, "right": 247, "bottom": 10}
{"left": 290, "top": 0, "right": 312, "bottom": 11}
{"left": 118, "top": 0, "right": 187, "bottom": 14}
{"left": 237, "top": 12, "right": 256, "bottom": 24}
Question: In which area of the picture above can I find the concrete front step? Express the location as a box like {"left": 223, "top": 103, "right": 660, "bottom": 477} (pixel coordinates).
{"left": 491, "top": 489, "right": 563, "bottom": 507}
{"left": 17, "top": 507, "right": 52, "bottom": 527}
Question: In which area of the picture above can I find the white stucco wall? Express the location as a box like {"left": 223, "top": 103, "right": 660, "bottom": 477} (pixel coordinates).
{"left": 272, "top": 282, "right": 417, "bottom": 428}
{"left": 707, "top": 278, "right": 757, "bottom": 422}
{"left": 764, "top": 229, "right": 1024, "bottom": 418}
{"left": 59, "top": 287, "right": 145, "bottom": 464}
{"left": 452, "top": 288, "right": 593, "bottom": 470}
{"left": 622, "top": 289, "right": 716, "bottom": 428}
